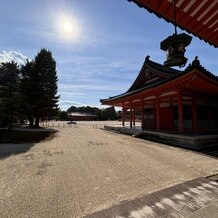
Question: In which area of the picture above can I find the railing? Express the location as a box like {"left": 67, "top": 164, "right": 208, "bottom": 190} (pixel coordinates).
{"left": 40, "top": 122, "right": 77, "bottom": 128}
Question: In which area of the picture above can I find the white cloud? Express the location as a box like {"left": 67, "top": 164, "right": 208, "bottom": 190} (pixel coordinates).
{"left": 0, "top": 50, "right": 30, "bottom": 65}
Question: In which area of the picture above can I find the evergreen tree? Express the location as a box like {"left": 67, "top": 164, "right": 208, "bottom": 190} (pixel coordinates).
{"left": 58, "top": 110, "right": 70, "bottom": 121}
{"left": 20, "top": 48, "right": 59, "bottom": 127}
{"left": 20, "top": 60, "right": 35, "bottom": 126}
{"left": 0, "top": 61, "right": 20, "bottom": 128}
{"left": 107, "top": 106, "right": 117, "bottom": 120}
{"left": 33, "top": 48, "right": 59, "bottom": 127}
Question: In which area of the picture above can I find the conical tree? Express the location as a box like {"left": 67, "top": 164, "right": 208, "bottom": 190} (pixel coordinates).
{"left": 31, "top": 48, "right": 59, "bottom": 127}
{"left": 20, "top": 60, "right": 35, "bottom": 126}
{"left": 0, "top": 61, "right": 20, "bottom": 129}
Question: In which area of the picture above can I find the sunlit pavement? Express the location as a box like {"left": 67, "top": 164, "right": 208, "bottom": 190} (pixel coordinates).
{"left": 85, "top": 177, "right": 218, "bottom": 217}
{"left": 0, "top": 122, "right": 217, "bottom": 217}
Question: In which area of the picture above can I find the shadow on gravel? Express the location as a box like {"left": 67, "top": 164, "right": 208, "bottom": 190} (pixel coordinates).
{"left": 198, "top": 146, "right": 218, "bottom": 158}
{"left": 0, "top": 130, "right": 57, "bottom": 159}
{"left": 138, "top": 135, "right": 218, "bottom": 158}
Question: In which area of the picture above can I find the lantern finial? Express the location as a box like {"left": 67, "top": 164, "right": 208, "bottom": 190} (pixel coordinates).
{"left": 160, "top": 0, "right": 192, "bottom": 68}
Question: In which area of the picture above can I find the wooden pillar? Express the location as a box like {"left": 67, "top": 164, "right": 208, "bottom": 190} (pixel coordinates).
{"left": 170, "top": 98, "right": 173, "bottom": 130}
{"left": 141, "top": 99, "right": 144, "bottom": 129}
{"left": 122, "top": 102, "right": 125, "bottom": 126}
{"left": 133, "top": 109, "right": 136, "bottom": 127}
{"left": 156, "top": 97, "right": 160, "bottom": 131}
{"left": 192, "top": 97, "right": 197, "bottom": 130}
{"left": 130, "top": 104, "right": 133, "bottom": 129}
{"left": 178, "top": 93, "right": 184, "bottom": 133}
{"left": 208, "top": 101, "right": 212, "bottom": 129}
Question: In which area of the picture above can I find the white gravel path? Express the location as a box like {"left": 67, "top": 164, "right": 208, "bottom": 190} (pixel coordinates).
{"left": 0, "top": 123, "right": 217, "bottom": 217}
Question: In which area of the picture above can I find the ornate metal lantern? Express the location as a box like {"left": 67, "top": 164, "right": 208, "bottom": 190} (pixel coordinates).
{"left": 160, "top": 0, "right": 192, "bottom": 68}
{"left": 161, "top": 33, "right": 192, "bottom": 67}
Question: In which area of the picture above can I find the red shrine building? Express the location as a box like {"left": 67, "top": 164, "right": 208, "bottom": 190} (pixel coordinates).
{"left": 101, "top": 56, "right": 218, "bottom": 133}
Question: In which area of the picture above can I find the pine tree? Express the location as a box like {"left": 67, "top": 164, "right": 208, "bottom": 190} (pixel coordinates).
{"left": 0, "top": 61, "right": 20, "bottom": 128}
{"left": 32, "top": 48, "right": 59, "bottom": 127}
{"left": 20, "top": 60, "right": 35, "bottom": 126}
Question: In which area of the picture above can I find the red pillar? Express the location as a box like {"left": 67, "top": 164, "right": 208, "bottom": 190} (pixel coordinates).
{"left": 130, "top": 104, "right": 133, "bottom": 129}
{"left": 133, "top": 109, "right": 136, "bottom": 127}
{"left": 178, "top": 93, "right": 184, "bottom": 133}
{"left": 122, "top": 102, "right": 125, "bottom": 126}
{"left": 141, "top": 100, "right": 144, "bottom": 129}
{"left": 156, "top": 97, "right": 160, "bottom": 131}
{"left": 192, "top": 97, "right": 197, "bottom": 130}
{"left": 208, "top": 102, "right": 212, "bottom": 129}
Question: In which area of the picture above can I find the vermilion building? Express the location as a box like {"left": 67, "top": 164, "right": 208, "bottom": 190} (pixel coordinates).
{"left": 101, "top": 1, "right": 218, "bottom": 148}
{"left": 69, "top": 112, "right": 96, "bottom": 121}
{"left": 101, "top": 56, "right": 218, "bottom": 133}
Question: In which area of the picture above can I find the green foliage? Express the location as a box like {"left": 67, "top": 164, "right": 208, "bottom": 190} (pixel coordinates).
{"left": 58, "top": 110, "right": 70, "bottom": 121}
{"left": 0, "top": 48, "right": 59, "bottom": 128}
{"left": 20, "top": 48, "right": 59, "bottom": 127}
{"left": 67, "top": 106, "right": 117, "bottom": 121}
{"left": 97, "top": 106, "right": 117, "bottom": 120}
{"left": 20, "top": 60, "right": 35, "bottom": 121}
{"left": 67, "top": 106, "right": 99, "bottom": 116}
{"left": 0, "top": 61, "right": 20, "bottom": 127}
{"left": 32, "top": 48, "right": 59, "bottom": 127}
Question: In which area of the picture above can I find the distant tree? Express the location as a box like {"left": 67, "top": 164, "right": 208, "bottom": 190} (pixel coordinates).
{"left": 67, "top": 106, "right": 77, "bottom": 113}
{"left": 97, "top": 106, "right": 117, "bottom": 120}
{"left": 66, "top": 105, "right": 117, "bottom": 121}
{"left": 107, "top": 106, "right": 117, "bottom": 120}
{"left": 0, "top": 61, "right": 20, "bottom": 128}
{"left": 58, "top": 110, "right": 70, "bottom": 121}
{"left": 67, "top": 106, "right": 100, "bottom": 116}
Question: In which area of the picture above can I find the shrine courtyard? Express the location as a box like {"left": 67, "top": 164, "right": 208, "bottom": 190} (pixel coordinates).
{"left": 0, "top": 122, "right": 217, "bottom": 217}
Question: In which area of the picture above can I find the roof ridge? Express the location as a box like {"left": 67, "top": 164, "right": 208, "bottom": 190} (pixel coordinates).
{"left": 185, "top": 56, "right": 218, "bottom": 81}
{"left": 127, "top": 55, "right": 181, "bottom": 92}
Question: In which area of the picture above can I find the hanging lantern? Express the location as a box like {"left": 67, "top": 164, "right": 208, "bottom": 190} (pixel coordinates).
{"left": 160, "top": 0, "right": 192, "bottom": 68}
{"left": 160, "top": 33, "right": 192, "bottom": 67}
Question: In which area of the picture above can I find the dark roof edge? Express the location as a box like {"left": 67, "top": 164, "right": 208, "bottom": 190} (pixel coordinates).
{"left": 127, "top": 55, "right": 181, "bottom": 92}
{"left": 100, "top": 57, "right": 218, "bottom": 104}
{"left": 185, "top": 56, "right": 218, "bottom": 81}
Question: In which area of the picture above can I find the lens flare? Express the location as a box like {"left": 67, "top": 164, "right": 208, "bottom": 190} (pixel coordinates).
{"left": 63, "top": 21, "right": 73, "bottom": 32}
{"left": 47, "top": 1, "right": 82, "bottom": 43}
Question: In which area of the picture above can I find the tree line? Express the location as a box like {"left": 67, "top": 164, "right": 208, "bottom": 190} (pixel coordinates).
{"left": 0, "top": 48, "right": 59, "bottom": 128}
{"left": 58, "top": 106, "right": 117, "bottom": 121}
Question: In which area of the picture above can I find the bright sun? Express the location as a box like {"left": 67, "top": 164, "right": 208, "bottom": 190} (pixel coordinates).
{"left": 59, "top": 18, "right": 80, "bottom": 41}
{"left": 50, "top": 3, "right": 81, "bottom": 42}
{"left": 63, "top": 21, "right": 73, "bottom": 32}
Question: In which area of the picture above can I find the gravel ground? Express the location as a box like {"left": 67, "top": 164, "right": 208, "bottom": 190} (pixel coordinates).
{"left": 0, "top": 122, "right": 217, "bottom": 217}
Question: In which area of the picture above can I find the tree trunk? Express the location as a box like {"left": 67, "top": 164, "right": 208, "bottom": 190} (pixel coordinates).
{"left": 7, "top": 123, "right": 12, "bottom": 131}
{"left": 34, "top": 116, "right": 40, "bottom": 128}
{"left": 29, "top": 116, "right": 34, "bottom": 127}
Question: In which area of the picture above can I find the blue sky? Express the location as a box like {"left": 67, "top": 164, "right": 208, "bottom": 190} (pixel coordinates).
{"left": 0, "top": 0, "right": 217, "bottom": 110}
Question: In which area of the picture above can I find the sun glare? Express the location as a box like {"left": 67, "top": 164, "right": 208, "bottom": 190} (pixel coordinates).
{"left": 49, "top": 2, "right": 82, "bottom": 43}
{"left": 63, "top": 21, "right": 73, "bottom": 32}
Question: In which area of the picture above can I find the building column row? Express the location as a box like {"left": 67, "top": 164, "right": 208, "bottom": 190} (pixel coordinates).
{"left": 122, "top": 102, "right": 136, "bottom": 128}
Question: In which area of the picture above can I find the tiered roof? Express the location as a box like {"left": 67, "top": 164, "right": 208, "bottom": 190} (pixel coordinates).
{"left": 100, "top": 56, "right": 218, "bottom": 105}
